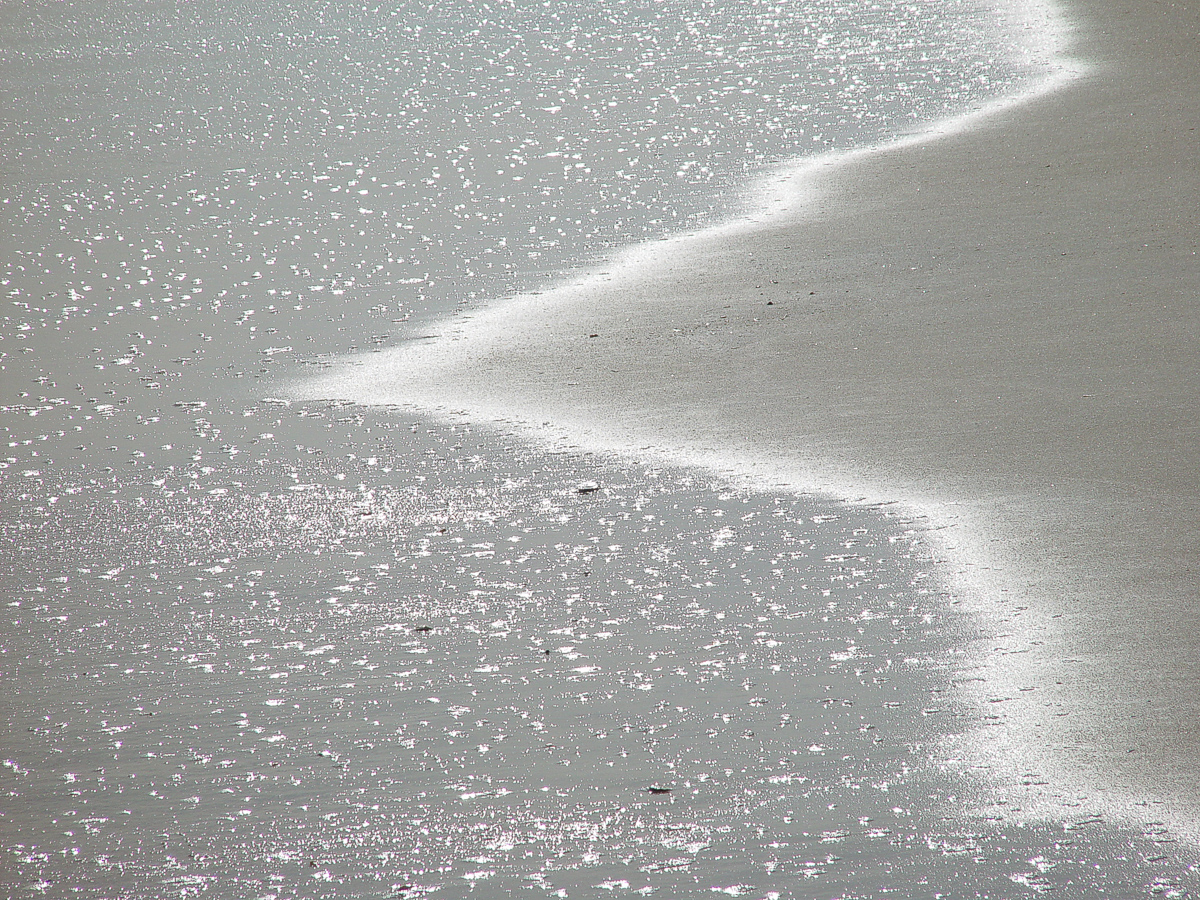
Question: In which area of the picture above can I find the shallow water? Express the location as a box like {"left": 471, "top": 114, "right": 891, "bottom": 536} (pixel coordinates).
{"left": 3, "top": 414, "right": 1196, "bottom": 898}
{"left": 1, "top": 0, "right": 1035, "bottom": 352}
{"left": 2, "top": 0, "right": 1198, "bottom": 896}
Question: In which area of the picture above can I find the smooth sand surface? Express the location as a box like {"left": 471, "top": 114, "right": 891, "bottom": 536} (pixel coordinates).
{"left": 311, "top": 0, "right": 1200, "bottom": 827}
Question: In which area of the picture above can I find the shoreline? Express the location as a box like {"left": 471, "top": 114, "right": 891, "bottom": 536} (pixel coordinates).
{"left": 301, "top": 0, "right": 1200, "bottom": 836}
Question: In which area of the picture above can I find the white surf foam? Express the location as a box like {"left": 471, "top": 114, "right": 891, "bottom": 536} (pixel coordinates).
{"left": 287, "top": 0, "right": 1200, "bottom": 846}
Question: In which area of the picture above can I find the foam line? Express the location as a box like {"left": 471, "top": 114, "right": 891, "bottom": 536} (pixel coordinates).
{"left": 290, "top": 0, "right": 1200, "bottom": 842}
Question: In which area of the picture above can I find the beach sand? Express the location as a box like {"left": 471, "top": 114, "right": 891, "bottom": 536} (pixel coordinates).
{"left": 316, "top": 0, "right": 1200, "bottom": 827}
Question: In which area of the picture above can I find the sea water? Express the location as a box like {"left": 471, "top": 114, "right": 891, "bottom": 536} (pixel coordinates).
{"left": 2, "top": 0, "right": 1197, "bottom": 896}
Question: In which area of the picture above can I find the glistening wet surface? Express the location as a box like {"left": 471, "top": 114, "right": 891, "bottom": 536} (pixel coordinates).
{"left": 2, "top": 410, "right": 1197, "bottom": 898}
{"left": 2, "top": 0, "right": 1197, "bottom": 895}
{"left": 0, "top": 0, "right": 1038, "bottom": 337}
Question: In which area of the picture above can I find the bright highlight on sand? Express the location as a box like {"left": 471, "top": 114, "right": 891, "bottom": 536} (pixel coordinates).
{"left": 4, "top": 0, "right": 1199, "bottom": 893}
{"left": 304, "top": 0, "right": 1200, "bottom": 845}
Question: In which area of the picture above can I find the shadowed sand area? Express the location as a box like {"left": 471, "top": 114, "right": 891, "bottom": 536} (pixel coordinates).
{"left": 309, "top": 0, "right": 1200, "bottom": 826}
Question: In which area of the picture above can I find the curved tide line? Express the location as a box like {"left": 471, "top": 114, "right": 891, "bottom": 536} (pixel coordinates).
{"left": 290, "top": 0, "right": 1185, "bottom": 844}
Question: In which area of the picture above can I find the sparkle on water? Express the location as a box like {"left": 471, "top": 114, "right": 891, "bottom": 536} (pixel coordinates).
{"left": 1, "top": 0, "right": 1197, "bottom": 896}
{"left": 3, "top": 415, "right": 1195, "bottom": 897}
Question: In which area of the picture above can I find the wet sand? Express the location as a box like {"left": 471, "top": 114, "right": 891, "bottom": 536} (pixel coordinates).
{"left": 315, "top": 0, "right": 1200, "bottom": 827}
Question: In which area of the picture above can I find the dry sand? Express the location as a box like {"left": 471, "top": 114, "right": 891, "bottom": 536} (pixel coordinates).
{"left": 309, "top": 0, "right": 1200, "bottom": 828}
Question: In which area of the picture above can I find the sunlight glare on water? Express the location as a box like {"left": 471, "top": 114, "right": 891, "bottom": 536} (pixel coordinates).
{"left": 2, "top": 0, "right": 1197, "bottom": 896}
{"left": 1, "top": 0, "right": 1034, "bottom": 335}
{"left": 4, "top": 418, "right": 1195, "bottom": 897}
